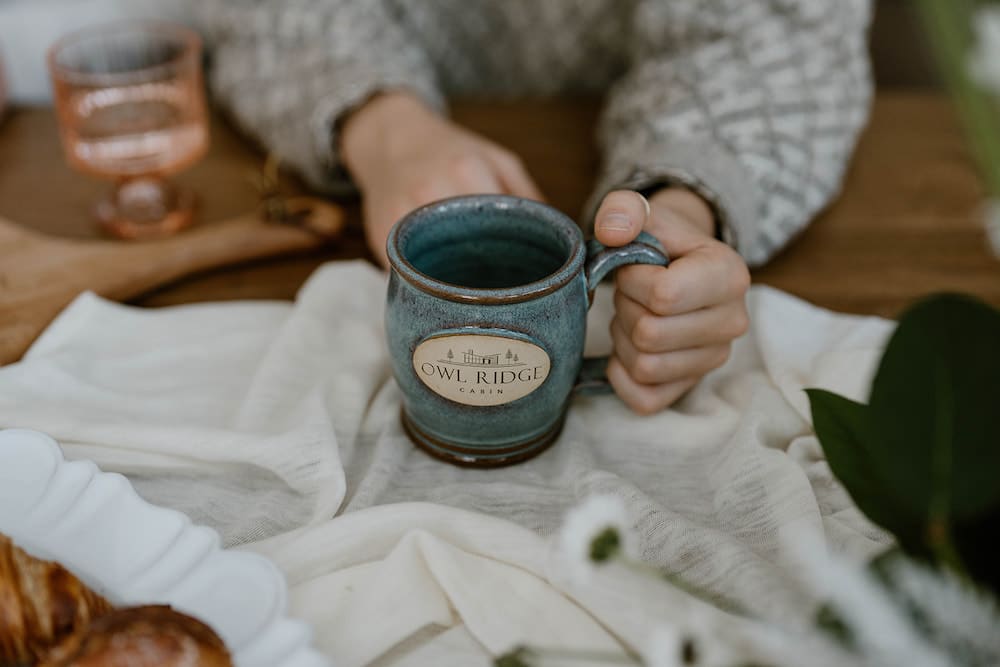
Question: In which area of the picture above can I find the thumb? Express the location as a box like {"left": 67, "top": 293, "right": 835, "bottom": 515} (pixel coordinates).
{"left": 594, "top": 190, "right": 649, "bottom": 247}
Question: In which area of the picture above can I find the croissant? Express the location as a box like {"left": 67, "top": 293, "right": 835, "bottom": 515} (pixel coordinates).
{"left": 0, "top": 533, "right": 113, "bottom": 666}
{"left": 38, "top": 605, "right": 232, "bottom": 667}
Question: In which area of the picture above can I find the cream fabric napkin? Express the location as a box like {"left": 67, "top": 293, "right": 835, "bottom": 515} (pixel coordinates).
{"left": 0, "top": 261, "right": 895, "bottom": 665}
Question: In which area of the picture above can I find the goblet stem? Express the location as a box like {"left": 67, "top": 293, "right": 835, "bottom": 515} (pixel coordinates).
{"left": 96, "top": 176, "right": 196, "bottom": 240}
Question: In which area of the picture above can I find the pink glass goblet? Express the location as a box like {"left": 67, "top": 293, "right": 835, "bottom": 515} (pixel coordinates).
{"left": 48, "top": 22, "right": 209, "bottom": 240}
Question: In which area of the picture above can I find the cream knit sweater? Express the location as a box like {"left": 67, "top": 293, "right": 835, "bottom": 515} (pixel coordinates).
{"left": 203, "top": 0, "right": 873, "bottom": 265}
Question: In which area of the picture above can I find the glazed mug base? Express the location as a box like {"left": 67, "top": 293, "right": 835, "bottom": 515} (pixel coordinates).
{"left": 400, "top": 408, "right": 566, "bottom": 468}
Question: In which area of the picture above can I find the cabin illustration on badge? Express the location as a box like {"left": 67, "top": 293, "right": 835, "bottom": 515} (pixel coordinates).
{"left": 440, "top": 348, "right": 524, "bottom": 367}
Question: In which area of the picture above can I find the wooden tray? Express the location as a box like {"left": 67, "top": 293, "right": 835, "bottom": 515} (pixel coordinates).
{"left": 0, "top": 198, "right": 342, "bottom": 365}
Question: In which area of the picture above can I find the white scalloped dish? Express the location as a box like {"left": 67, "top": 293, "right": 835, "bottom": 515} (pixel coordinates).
{"left": 0, "top": 429, "right": 330, "bottom": 667}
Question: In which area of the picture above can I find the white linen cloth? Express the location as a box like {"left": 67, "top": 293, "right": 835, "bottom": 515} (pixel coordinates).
{"left": 0, "top": 261, "right": 895, "bottom": 665}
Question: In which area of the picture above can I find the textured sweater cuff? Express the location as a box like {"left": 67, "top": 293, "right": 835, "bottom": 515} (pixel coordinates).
{"left": 302, "top": 64, "right": 445, "bottom": 196}
{"left": 585, "top": 139, "right": 758, "bottom": 260}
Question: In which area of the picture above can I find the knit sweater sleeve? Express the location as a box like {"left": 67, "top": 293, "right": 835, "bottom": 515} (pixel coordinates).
{"left": 589, "top": 0, "right": 873, "bottom": 267}
{"left": 200, "top": 0, "right": 443, "bottom": 194}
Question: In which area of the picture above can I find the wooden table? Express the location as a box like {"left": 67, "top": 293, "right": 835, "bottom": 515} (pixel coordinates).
{"left": 2, "top": 92, "right": 999, "bottom": 319}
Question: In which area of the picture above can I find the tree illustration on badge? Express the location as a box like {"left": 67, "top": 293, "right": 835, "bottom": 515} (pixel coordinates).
{"left": 447, "top": 349, "right": 454, "bottom": 360}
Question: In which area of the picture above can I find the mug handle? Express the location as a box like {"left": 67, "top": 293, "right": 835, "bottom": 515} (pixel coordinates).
{"left": 574, "top": 231, "right": 670, "bottom": 395}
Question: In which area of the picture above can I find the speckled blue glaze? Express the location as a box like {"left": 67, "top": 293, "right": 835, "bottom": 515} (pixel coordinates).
{"left": 386, "top": 195, "right": 668, "bottom": 467}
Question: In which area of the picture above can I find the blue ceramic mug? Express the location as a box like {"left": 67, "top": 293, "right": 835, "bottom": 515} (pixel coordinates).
{"left": 386, "top": 195, "right": 669, "bottom": 467}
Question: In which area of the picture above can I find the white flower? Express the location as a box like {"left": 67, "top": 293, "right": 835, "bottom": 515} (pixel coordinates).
{"left": 641, "top": 611, "right": 739, "bottom": 667}
{"left": 984, "top": 199, "right": 1000, "bottom": 259}
{"left": 640, "top": 625, "right": 684, "bottom": 667}
{"left": 881, "top": 558, "right": 1000, "bottom": 663}
{"left": 558, "top": 494, "right": 638, "bottom": 583}
{"left": 969, "top": 7, "right": 1000, "bottom": 95}
{"left": 786, "top": 537, "right": 950, "bottom": 667}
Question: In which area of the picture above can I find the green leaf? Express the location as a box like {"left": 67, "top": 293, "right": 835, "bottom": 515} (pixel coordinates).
{"left": 867, "top": 294, "right": 1000, "bottom": 523}
{"left": 806, "top": 389, "right": 925, "bottom": 553}
{"left": 954, "top": 508, "right": 1000, "bottom": 597}
{"left": 810, "top": 292, "right": 1000, "bottom": 595}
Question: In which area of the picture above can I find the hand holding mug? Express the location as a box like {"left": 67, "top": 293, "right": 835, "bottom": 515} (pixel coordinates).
{"left": 594, "top": 188, "right": 751, "bottom": 414}
{"left": 385, "top": 195, "right": 668, "bottom": 466}
{"left": 343, "top": 93, "right": 543, "bottom": 266}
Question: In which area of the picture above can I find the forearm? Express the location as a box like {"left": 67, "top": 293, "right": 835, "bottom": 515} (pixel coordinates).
{"left": 592, "top": 0, "right": 874, "bottom": 267}
{"left": 201, "top": 0, "right": 442, "bottom": 193}
{"left": 341, "top": 93, "right": 442, "bottom": 190}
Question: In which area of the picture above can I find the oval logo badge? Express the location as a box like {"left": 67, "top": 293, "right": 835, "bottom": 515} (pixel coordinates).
{"left": 412, "top": 334, "right": 551, "bottom": 406}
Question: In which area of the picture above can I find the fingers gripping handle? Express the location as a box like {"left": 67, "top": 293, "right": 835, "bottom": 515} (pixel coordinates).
{"left": 585, "top": 231, "right": 669, "bottom": 294}
{"left": 575, "top": 231, "right": 670, "bottom": 396}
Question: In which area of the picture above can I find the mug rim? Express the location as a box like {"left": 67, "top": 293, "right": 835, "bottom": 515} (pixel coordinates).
{"left": 386, "top": 195, "right": 586, "bottom": 305}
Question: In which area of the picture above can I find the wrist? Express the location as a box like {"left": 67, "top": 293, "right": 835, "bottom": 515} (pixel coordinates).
{"left": 648, "top": 187, "right": 716, "bottom": 238}
{"left": 340, "top": 92, "right": 439, "bottom": 187}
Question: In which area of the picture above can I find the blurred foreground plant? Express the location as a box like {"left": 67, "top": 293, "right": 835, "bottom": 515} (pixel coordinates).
{"left": 915, "top": 0, "right": 1000, "bottom": 255}
{"left": 497, "top": 295, "right": 1000, "bottom": 667}
{"left": 808, "top": 294, "right": 1000, "bottom": 594}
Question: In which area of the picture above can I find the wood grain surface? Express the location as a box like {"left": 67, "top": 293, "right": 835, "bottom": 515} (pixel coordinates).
{"left": 1, "top": 92, "right": 998, "bottom": 334}
{"left": 0, "top": 199, "right": 339, "bottom": 365}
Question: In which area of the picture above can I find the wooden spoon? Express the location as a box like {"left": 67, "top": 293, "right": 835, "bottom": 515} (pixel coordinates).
{"left": 0, "top": 197, "right": 342, "bottom": 365}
